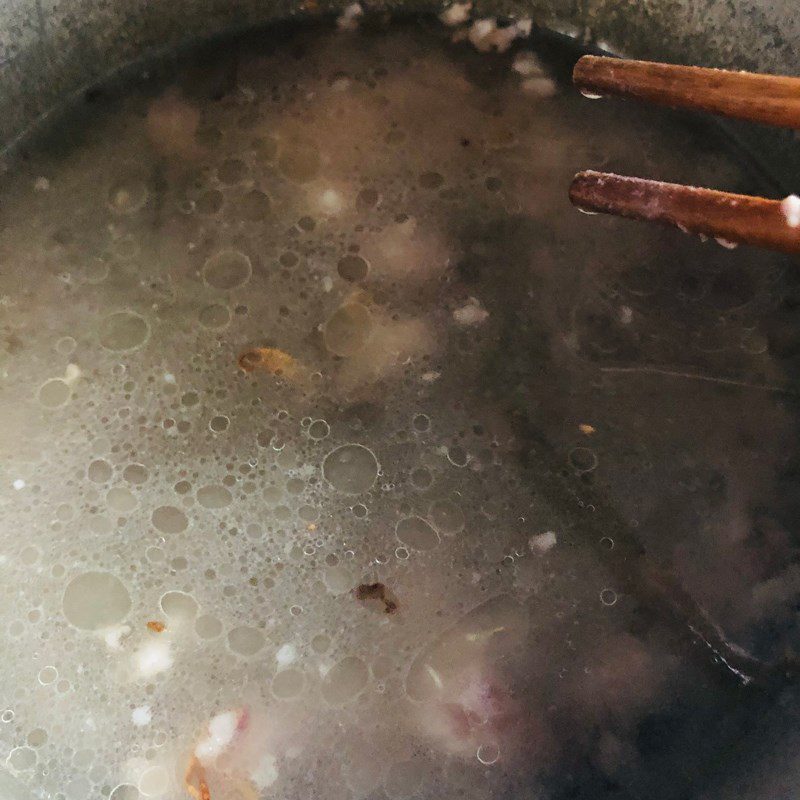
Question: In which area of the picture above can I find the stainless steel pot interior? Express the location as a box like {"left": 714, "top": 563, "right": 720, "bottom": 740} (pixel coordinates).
{"left": 0, "top": 2, "right": 798, "bottom": 799}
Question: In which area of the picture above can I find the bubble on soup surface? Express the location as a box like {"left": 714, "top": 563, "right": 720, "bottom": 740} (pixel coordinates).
{"left": 37, "top": 666, "right": 58, "bottom": 685}
{"left": 228, "top": 625, "right": 265, "bottom": 656}
{"left": 195, "top": 614, "right": 222, "bottom": 639}
{"left": 123, "top": 463, "right": 148, "bottom": 484}
{"left": 62, "top": 571, "right": 131, "bottom": 630}
{"left": 337, "top": 254, "right": 369, "bottom": 282}
{"left": 87, "top": 458, "right": 113, "bottom": 482}
{"left": 411, "top": 467, "right": 433, "bottom": 489}
{"left": 396, "top": 516, "right": 439, "bottom": 550}
{"left": 447, "top": 444, "right": 469, "bottom": 467}
{"left": 26, "top": 729, "right": 47, "bottom": 747}
{"left": 308, "top": 419, "right": 330, "bottom": 439}
{"left": 55, "top": 335, "right": 77, "bottom": 355}
{"left": 323, "top": 303, "right": 372, "bottom": 356}
{"left": 323, "top": 564, "right": 355, "bottom": 595}
{"left": 8, "top": 746, "right": 37, "bottom": 770}
{"left": 160, "top": 591, "right": 198, "bottom": 620}
{"left": 322, "top": 656, "right": 368, "bottom": 704}
{"left": 272, "top": 669, "right": 305, "bottom": 699}
{"left": 151, "top": 505, "right": 189, "bottom": 534}
{"left": 38, "top": 378, "right": 71, "bottom": 408}
{"left": 430, "top": 499, "right": 465, "bottom": 533}
{"left": 202, "top": 250, "right": 252, "bottom": 290}
{"left": 198, "top": 304, "right": 231, "bottom": 329}
{"left": 323, "top": 444, "right": 379, "bottom": 494}
{"left": 600, "top": 588, "right": 618, "bottom": 606}
{"left": 99, "top": 311, "right": 149, "bottom": 351}
{"left": 477, "top": 743, "right": 500, "bottom": 765}
{"left": 209, "top": 415, "right": 229, "bottom": 432}
{"left": 138, "top": 765, "right": 169, "bottom": 797}
{"left": 412, "top": 413, "right": 430, "bottom": 432}
{"left": 569, "top": 446, "right": 598, "bottom": 473}
{"left": 107, "top": 486, "right": 137, "bottom": 512}
{"left": 110, "top": 785, "right": 140, "bottom": 800}
{"left": 197, "top": 484, "right": 232, "bottom": 508}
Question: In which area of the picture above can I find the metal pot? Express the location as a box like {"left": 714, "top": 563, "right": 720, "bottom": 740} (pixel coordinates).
{"left": 0, "top": 2, "right": 798, "bottom": 799}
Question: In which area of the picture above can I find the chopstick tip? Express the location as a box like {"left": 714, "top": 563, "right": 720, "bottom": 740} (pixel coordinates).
{"left": 569, "top": 170, "right": 602, "bottom": 209}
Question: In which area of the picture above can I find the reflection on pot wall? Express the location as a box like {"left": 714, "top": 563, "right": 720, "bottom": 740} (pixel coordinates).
{"left": 0, "top": 0, "right": 798, "bottom": 157}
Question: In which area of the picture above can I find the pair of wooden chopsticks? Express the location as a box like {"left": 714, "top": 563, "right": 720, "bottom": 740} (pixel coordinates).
{"left": 569, "top": 55, "right": 800, "bottom": 255}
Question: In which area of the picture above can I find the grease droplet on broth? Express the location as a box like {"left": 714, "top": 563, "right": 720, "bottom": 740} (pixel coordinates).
{"left": 322, "top": 656, "right": 368, "bottom": 704}
{"left": 151, "top": 505, "right": 189, "bottom": 534}
{"left": 202, "top": 250, "right": 252, "bottom": 290}
{"left": 98, "top": 311, "right": 149, "bottom": 351}
{"left": 62, "top": 572, "right": 131, "bottom": 630}
{"left": 323, "top": 444, "right": 379, "bottom": 494}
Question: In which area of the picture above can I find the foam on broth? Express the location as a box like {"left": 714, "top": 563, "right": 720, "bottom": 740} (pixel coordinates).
{"left": 0, "top": 13, "right": 798, "bottom": 800}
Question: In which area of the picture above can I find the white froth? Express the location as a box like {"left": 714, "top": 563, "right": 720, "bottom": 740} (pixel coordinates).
{"left": 439, "top": 1, "right": 471, "bottom": 26}
{"left": 276, "top": 643, "right": 298, "bottom": 666}
{"left": 529, "top": 531, "right": 557, "bottom": 553}
{"left": 521, "top": 77, "right": 557, "bottom": 97}
{"left": 195, "top": 710, "right": 242, "bottom": 763}
{"left": 134, "top": 640, "right": 173, "bottom": 677}
{"left": 512, "top": 52, "right": 542, "bottom": 76}
{"left": 250, "top": 753, "right": 280, "bottom": 788}
{"left": 467, "top": 17, "right": 532, "bottom": 52}
{"left": 453, "top": 297, "right": 489, "bottom": 326}
{"left": 131, "top": 706, "right": 152, "bottom": 726}
{"left": 336, "top": 3, "right": 363, "bottom": 31}
{"left": 103, "top": 624, "right": 131, "bottom": 651}
{"left": 64, "top": 363, "right": 82, "bottom": 385}
{"left": 467, "top": 18, "right": 496, "bottom": 52}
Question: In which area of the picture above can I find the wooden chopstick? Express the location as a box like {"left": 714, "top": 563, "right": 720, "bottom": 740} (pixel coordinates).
{"left": 570, "top": 171, "right": 800, "bottom": 255}
{"left": 574, "top": 55, "right": 800, "bottom": 129}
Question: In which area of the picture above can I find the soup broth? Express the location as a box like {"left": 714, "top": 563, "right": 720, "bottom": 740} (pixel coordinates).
{"left": 0, "top": 13, "right": 798, "bottom": 800}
